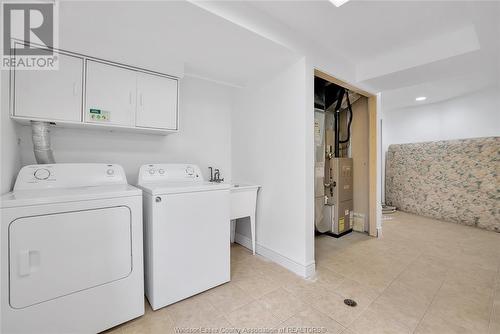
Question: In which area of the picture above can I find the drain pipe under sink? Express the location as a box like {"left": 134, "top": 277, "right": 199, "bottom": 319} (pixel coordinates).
{"left": 31, "top": 121, "right": 55, "bottom": 164}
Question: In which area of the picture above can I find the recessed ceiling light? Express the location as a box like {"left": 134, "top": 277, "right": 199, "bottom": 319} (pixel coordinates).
{"left": 330, "top": 0, "right": 350, "bottom": 7}
{"left": 415, "top": 96, "right": 427, "bottom": 101}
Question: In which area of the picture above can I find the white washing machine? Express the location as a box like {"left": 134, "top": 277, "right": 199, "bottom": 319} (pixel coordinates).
{"left": 137, "top": 164, "right": 230, "bottom": 310}
{"left": 0, "top": 164, "right": 144, "bottom": 334}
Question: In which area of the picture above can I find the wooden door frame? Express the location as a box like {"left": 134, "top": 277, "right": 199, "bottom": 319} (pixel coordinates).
{"left": 314, "top": 69, "right": 379, "bottom": 237}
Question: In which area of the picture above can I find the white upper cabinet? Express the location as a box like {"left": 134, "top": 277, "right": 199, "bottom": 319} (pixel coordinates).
{"left": 85, "top": 60, "right": 137, "bottom": 127}
{"left": 10, "top": 46, "right": 179, "bottom": 134}
{"left": 136, "top": 72, "right": 178, "bottom": 130}
{"left": 13, "top": 51, "right": 83, "bottom": 122}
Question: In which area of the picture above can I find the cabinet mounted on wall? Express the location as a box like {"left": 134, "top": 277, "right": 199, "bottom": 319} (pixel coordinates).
{"left": 10, "top": 46, "right": 179, "bottom": 135}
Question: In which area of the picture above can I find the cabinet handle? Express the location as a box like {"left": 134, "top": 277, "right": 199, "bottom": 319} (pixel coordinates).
{"left": 73, "top": 82, "right": 78, "bottom": 96}
{"left": 139, "top": 93, "right": 143, "bottom": 107}
{"left": 129, "top": 91, "right": 133, "bottom": 105}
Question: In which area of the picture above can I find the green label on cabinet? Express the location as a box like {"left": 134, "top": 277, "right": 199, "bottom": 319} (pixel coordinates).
{"left": 88, "top": 108, "right": 110, "bottom": 122}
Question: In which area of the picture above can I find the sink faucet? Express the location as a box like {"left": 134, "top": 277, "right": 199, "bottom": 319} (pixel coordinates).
{"left": 210, "top": 168, "right": 224, "bottom": 183}
{"left": 208, "top": 167, "right": 214, "bottom": 182}
{"left": 208, "top": 167, "right": 224, "bottom": 183}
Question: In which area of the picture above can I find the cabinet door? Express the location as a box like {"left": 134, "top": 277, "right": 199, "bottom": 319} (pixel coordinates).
{"left": 85, "top": 60, "right": 137, "bottom": 126}
{"left": 14, "top": 51, "right": 83, "bottom": 122}
{"left": 136, "top": 72, "right": 178, "bottom": 130}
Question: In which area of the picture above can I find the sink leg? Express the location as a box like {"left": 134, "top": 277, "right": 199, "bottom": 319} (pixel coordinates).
{"left": 230, "top": 220, "right": 236, "bottom": 243}
{"left": 250, "top": 214, "right": 256, "bottom": 255}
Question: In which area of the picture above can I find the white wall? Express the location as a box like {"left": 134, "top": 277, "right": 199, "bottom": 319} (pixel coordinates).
{"left": 195, "top": 2, "right": 384, "bottom": 274}
{"left": 232, "top": 58, "right": 313, "bottom": 276}
{"left": 0, "top": 72, "right": 21, "bottom": 194}
{"left": 15, "top": 76, "right": 234, "bottom": 185}
{"left": 382, "top": 85, "right": 500, "bottom": 202}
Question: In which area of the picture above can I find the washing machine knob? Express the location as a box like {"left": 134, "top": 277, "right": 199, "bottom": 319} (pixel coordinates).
{"left": 34, "top": 168, "right": 50, "bottom": 180}
{"left": 185, "top": 166, "right": 195, "bottom": 176}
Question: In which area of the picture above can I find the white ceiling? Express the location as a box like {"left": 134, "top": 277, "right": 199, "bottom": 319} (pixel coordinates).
{"left": 58, "top": 1, "right": 300, "bottom": 87}
{"left": 247, "top": 1, "right": 493, "bottom": 63}
{"left": 57, "top": 1, "right": 499, "bottom": 110}
{"left": 245, "top": 0, "right": 500, "bottom": 110}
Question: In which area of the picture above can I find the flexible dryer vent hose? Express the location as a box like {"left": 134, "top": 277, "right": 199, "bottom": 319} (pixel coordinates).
{"left": 31, "top": 121, "right": 55, "bottom": 164}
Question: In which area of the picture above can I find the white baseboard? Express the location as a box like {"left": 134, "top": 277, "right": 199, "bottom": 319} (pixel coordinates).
{"left": 234, "top": 233, "right": 316, "bottom": 278}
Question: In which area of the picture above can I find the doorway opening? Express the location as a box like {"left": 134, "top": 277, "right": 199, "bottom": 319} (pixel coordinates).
{"left": 313, "top": 69, "right": 379, "bottom": 264}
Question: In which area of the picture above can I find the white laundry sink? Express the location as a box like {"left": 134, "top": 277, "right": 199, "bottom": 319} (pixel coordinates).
{"left": 230, "top": 184, "right": 260, "bottom": 254}
{"left": 230, "top": 184, "right": 259, "bottom": 219}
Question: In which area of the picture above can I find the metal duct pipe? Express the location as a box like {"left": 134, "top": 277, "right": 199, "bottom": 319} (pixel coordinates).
{"left": 333, "top": 87, "right": 345, "bottom": 158}
{"left": 31, "top": 121, "right": 55, "bottom": 164}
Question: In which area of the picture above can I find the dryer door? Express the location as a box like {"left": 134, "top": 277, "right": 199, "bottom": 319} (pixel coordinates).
{"left": 9, "top": 206, "right": 132, "bottom": 309}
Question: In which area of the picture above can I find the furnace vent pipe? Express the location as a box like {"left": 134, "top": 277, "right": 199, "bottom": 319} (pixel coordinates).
{"left": 31, "top": 121, "right": 55, "bottom": 164}
{"left": 333, "top": 87, "right": 346, "bottom": 158}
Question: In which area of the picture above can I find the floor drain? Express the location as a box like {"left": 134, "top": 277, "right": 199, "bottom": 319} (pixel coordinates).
{"left": 344, "top": 299, "right": 357, "bottom": 307}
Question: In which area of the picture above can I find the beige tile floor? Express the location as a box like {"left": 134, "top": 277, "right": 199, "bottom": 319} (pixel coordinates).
{"left": 105, "top": 212, "right": 500, "bottom": 333}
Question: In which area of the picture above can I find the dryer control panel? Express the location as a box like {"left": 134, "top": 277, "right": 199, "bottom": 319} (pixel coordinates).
{"left": 14, "top": 164, "right": 127, "bottom": 191}
{"left": 138, "top": 164, "right": 202, "bottom": 185}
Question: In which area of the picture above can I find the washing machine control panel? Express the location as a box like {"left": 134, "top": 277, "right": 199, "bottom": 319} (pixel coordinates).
{"left": 13, "top": 164, "right": 128, "bottom": 191}
{"left": 138, "top": 164, "right": 202, "bottom": 184}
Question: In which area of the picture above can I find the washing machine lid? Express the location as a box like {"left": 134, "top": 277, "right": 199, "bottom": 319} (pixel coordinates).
{"left": 138, "top": 181, "right": 230, "bottom": 195}
{"left": 1, "top": 163, "right": 140, "bottom": 208}
{"left": 137, "top": 163, "right": 230, "bottom": 195}
{"left": 0, "top": 184, "right": 141, "bottom": 208}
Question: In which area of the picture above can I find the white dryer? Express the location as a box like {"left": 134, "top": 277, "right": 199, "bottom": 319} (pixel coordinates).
{"left": 137, "top": 164, "right": 230, "bottom": 310}
{"left": 0, "top": 164, "right": 144, "bottom": 334}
